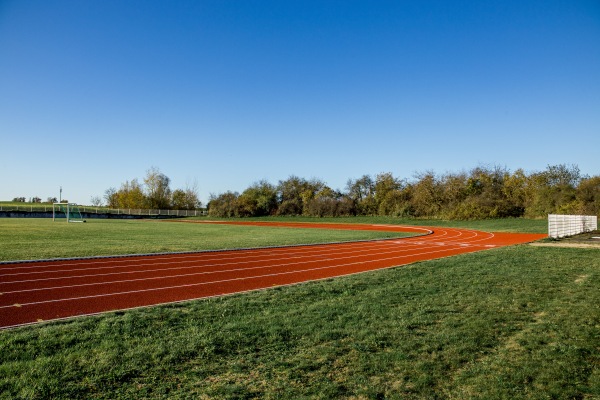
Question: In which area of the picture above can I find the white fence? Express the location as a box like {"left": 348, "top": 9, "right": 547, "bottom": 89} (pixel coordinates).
{"left": 548, "top": 214, "right": 598, "bottom": 238}
{"left": 0, "top": 205, "right": 207, "bottom": 217}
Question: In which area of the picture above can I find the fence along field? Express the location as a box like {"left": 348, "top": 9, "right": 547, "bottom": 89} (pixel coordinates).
{"left": 548, "top": 214, "right": 598, "bottom": 238}
{"left": 0, "top": 203, "right": 207, "bottom": 217}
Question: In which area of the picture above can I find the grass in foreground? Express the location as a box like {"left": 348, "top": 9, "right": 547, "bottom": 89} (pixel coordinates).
{"left": 0, "top": 218, "right": 413, "bottom": 262}
{"left": 1, "top": 245, "right": 598, "bottom": 399}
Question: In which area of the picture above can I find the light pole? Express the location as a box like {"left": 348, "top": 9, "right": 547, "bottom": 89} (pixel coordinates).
{"left": 60, "top": 186, "right": 62, "bottom": 202}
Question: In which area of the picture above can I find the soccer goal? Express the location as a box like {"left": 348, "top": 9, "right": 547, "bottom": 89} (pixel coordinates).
{"left": 53, "top": 203, "right": 86, "bottom": 223}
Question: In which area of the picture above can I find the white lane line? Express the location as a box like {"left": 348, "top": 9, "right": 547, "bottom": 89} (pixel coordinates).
{"left": 0, "top": 227, "right": 433, "bottom": 273}
{"left": 371, "top": 224, "right": 433, "bottom": 234}
{"left": 0, "top": 226, "right": 453, "bottom": 274}
{"left": 0, "top": 250, "right": 333, "bottom": 279}
{"left": 0, "top": 237, "right": 408, "bottom": 274}
{"left": 0, "top": 241, "right": 368, "bottom": 271}
{"left": 0, "top": 229, "right": 424, "bottom": 272}
{"left": 0, "top": 238, "right": 431, "bottom": 280}
{"left": 0, "top": 244, "right": 471, "bottom": 310}
{"left": 0, "top": 228, "right": 500, "bottom": 290}
{"left": 445, "top": 229, "right": 495, "bottom": 245}
{"left": 5, "top": 236, "right": 496, "bottom": 293}
{"left": 0, "top": 242, "right": 464, "bottom": 294}
{"left": 0, "top": 246, "right": 332, "bottom": 272}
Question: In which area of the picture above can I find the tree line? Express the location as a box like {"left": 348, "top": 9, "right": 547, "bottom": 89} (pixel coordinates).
{"left": 103, "top": 167, "right": 201, "bottom": 210}
{"left": 207, "top": 164, "right": 600, "bottom": 220}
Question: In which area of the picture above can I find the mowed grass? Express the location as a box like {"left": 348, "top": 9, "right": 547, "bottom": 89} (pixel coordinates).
{"left": 2, "top": 217, "right": 597, "bottom": 398}
{"left": 1, "top": 244, "right": 599, "bottom": 399}
{"left": 189, "top": 215, "right": 549, "bottom": 234}
{"left": 0, "top": 218, "right": 412, "bottom": 262}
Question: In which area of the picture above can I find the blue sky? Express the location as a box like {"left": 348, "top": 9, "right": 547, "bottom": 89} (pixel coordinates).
{"left": 1, "top": 1, "right": 599, "bottom": 205}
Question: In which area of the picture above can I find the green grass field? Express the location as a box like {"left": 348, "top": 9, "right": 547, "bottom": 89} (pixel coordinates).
{"left": 1, "top": 217, "right": 598, "bottom": 399}
{"left": 188, "top": 215, "right": 549, "bottom": 233}
{"left": 0, "top": 218, "right": 413, "bottom": 262}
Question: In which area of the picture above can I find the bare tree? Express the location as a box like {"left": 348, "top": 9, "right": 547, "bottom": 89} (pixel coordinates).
{"left": 183, "top": 180, "right": 201, "bottom": 210}
{"left": 104, "top": 188, "right": 118, "bottom": 208}
{"left": 90, "top": 196, "right": 103, "bottom": 207}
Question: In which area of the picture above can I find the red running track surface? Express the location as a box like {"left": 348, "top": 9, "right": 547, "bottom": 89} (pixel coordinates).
{"left": 0, "top": 222, "right": 545, "bottom": 329}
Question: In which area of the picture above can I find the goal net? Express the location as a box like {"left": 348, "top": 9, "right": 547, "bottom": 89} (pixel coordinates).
{"left": 53, "top": 203, "right": 86, "bottom": 223}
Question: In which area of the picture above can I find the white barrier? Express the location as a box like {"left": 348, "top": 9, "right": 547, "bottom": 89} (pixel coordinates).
{"left": 548, "top": 214, "right": 598, "bottom": 238}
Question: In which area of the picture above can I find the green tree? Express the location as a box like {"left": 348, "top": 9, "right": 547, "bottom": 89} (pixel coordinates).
{"left": 238, "top": 180, "right": 278, "bottom": 217}
{"left": 576, "top": 176, "right": 600, "bottom": 216}
{"left": 277, "top": 176, "right": 325, "bottom": 215}
{"left": 346, "top": 175, "right": 376, "bottom": 215}
{"left": 171, "top": 190, "right": 188, "bottom": 210}
{"left": 144, "top": 167, "right": 172, "bottom": 209}
{"left": 374, "top": 172, "right": 403, "bottom": 215}
{"left": 306, "top": 186, "right": 345, "bottom": 217}
{"left": 525, "top": 164, "right": 581, "bottom": 217}
{"left": 410, "top": 171, "right": 442, "bottom": 217}
{"left": 545, "top": 164, "right": 581, "bottom": 187}
{"left": 207, "top": 192, "right": 239, "bottom": 217}
{"left": 502, "top": 168, "right": 527, "bottom": 213}
{"left": 467, "top": 165, "right": 513, "bottom": 218}
{"left": 437, "top": 171, "right": 468, "bottom": 218}
{"left": 115, "top": 179, "right": 145, "bottom": 209}
{"left": 171, "top": 181, "right": 201, "bottom": 210}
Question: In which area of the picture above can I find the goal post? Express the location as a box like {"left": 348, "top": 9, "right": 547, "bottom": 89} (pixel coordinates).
{"left": 53, "top": 203, "right": 86, "bottom": 223}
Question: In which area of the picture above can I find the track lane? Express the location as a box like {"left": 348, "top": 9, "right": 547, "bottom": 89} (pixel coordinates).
{"left": 0, "top": 223, "right": 545, "bottom": 329}
{"left": 1, "top": 242, "right": 471, "bottom": 300}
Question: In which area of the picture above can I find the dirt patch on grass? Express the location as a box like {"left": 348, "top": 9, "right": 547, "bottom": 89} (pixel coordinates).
{"left": 531, "top": 230, "right": 600, "bottom": 249}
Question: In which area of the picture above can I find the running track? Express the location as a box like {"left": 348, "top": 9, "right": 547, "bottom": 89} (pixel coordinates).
{"left": 0, "top": 222, "right": 545, "bottom": 329}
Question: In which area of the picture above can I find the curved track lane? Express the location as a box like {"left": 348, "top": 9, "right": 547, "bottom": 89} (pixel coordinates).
{"left": 0, "top": 222, "right": 545, "bottom": 329}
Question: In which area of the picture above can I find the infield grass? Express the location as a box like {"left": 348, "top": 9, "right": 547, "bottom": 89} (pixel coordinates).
{"left": 0, "top": 218, "right": 413, "bottom": 262}
{"left": 191, "top": 215, "right": 548, "bottom": 234}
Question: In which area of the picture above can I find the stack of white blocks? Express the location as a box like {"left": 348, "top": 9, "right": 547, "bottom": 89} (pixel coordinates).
{"left": 548, "top": 214, "right": 598, "bottom": 239}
